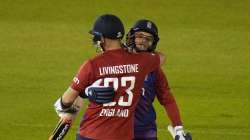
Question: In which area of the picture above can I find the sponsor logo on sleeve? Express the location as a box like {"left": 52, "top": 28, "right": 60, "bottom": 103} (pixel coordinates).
{"left": 73, "top": 77, "right": 80, "bottom": 85}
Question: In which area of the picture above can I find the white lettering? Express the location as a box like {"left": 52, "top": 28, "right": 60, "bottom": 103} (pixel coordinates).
{"left": 116, "top": 109, "right": 129, "bottom": 117}
{"left": 99, "top": 109, "right": 115, "bottom": 117}
{"left": 98, "top": 64, "right": 139, "bottom": 76}
{"left": 56, "top": 123, "right": 70, "bottom": 140}
{"left": 73, "top": 77, "right": 80, "bottom": 85}
{"left": 99, "top": 108, "right": 129, "bottom": 118}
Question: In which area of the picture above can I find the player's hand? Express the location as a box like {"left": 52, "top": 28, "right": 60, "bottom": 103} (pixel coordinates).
{"left": 174, "top": 126, "right": 192, "bottom": 140}
{"left": 84, "top": 79, "right": 115, "bottom": 104}
{"left": 60, "top": 113, "right": 75, "bottom": 124}
{"left": 54, "top": 98, "right": 80, "bottom": 117}
{"left": 48, "top": 113, "right": 74, "bottom": 140}
{"left": 167, "top": 125, "right": 192, "bottom": 140}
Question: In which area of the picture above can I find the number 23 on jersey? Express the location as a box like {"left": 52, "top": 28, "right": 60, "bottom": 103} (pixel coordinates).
{"left": 101, "top": 76, "right": 135, "bottom": 107}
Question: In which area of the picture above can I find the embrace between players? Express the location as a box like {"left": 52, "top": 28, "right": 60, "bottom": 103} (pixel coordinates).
{"left": 50, "top": 14, "right": 192, "bottom": 140}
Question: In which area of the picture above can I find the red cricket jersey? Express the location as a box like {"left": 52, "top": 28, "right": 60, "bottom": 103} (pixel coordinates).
{"left": 70, "top": 48, "right": 160, "bottom": 140}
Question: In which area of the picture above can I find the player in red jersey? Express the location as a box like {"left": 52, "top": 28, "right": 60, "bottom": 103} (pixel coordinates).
{"left": 84, "top": 20, "right": 192, "bottom": 140}
{"left": 53, "top": 14, "right": 161, "bottom": 140}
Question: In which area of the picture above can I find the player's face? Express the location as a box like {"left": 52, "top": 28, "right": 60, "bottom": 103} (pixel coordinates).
{"left": 134, "top": 31, "right": 154, "bottom": 51}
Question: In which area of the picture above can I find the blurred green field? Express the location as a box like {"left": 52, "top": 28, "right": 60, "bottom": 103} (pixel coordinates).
{"left": 0, "top": 0, "right": 250, "bottom": 139}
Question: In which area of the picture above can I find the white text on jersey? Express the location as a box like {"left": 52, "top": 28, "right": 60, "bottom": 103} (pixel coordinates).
{"left": 99, "top": 108, "right": 129, "bottom": 118}
{"left": 99, "top": 64, "right": 139, "bottom": 76}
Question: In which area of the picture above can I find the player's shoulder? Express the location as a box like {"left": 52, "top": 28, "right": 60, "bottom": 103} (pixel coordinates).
{"left": 140, "top": 51, "right": 157, "bottom": 56}
{"left": 85, "top": 52, "right": 107, "bottom": 66}
{"left": 78, "top": 60, "right": 92, "bottom": 71}
{"left": 88, "top": 52, "right": 103, "bottom": 61}
{"left": 138, "top": 52, "right": 159, "bottom": 60}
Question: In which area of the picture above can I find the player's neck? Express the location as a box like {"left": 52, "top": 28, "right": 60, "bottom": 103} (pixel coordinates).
{"left": 103, "top": 38, "right": 122, "bottom": 51}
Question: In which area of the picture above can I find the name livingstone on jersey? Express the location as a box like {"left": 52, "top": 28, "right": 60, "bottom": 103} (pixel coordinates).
{"left": 99, "top": 64, "right": 139, "bottom": 76}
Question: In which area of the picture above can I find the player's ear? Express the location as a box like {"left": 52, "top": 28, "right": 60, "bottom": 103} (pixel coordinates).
{"left": 101, "top": 36, "right": 105, "bottom": 44}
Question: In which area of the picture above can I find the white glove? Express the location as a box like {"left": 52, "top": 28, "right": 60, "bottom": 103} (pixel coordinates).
{"left": 167, "top": 125, "right": 192, "bottom": 140}
{"left": 54, "top": 97, "right": 80, "bottom": 117}
{"left": 174, "top": 126, "right": 186, "bottom": 140}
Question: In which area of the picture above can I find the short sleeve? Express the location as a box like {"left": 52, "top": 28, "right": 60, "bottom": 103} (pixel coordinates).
{"left": 70, "top": 60, "right": 94, "bottom": 92}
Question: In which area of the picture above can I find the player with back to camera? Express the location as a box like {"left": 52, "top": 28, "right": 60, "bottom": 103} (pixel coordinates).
{"left": 84, "top": 19, "right": 192, "bottom": 140}
{"left": 52, "top": 14, "right": 161, "bottom": 140}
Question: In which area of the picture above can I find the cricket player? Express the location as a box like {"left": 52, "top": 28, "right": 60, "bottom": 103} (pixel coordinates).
{"left": 53, "top": 14, "right": 161, "bottom": 140}
{"left": 84, "top": 20, "right": 192, "bottom": 140}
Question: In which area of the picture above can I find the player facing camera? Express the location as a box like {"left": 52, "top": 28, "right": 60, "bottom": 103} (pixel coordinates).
{"left": 89, "top": 14, "right": 125, "bottom": 52}
{"left": 126, "top": 19, "right": 159, "bottom": 52}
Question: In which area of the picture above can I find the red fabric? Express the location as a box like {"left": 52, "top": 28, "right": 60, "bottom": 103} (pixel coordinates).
{"left": 70, "top": 49, "right": 160, "bottom": 140}
{"left": 155, "top": 67, "right": 182, "bottom": 126}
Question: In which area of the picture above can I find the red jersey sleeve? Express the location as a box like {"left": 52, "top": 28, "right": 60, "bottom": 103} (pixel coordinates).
{"left": 145, "top": 52, "right": 161, "bottom": 73}
{"left": 155, "top": 67, "right": 183, "bottom": 126}
{"left": 152, "top": 53, "right": 161, "bottom": 71}
{"left": 70, "top": 60, "right": 94, "bottom": 92}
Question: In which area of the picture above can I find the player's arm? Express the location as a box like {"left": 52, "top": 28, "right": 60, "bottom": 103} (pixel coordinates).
{"left": 53, "top": 60, "right": 94, "bottom": 117}
{"left": 155, "top": 67, "right": 182, "bottom": 126}
{"left": 54, "top": 60, "right": 93, "bottom": 117}
{"left": 154, "top": 67, "right": 192, "bottom": 140}
{"left": 155, "top": 51, "right": 166, "bottom": 66}
{"left": 79, "top": 79, "right": 115, "bottom": 104}
{"left": 49, "top": 61, "right": 92, "bottom": 140}
{"left": 54, "top": 87, "right": 81, "bottom": 117}
{"left": 61, "top": 87, "right": 79, "bottom": 107}
{"left": 49, "top": 95, "right": 83, "bottom": 140}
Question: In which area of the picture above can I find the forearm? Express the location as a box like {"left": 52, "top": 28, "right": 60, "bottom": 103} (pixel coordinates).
{"left": 61, "top": 87, "right": 79, "bottom": 107}
{"left": 54, "top": 87, "right": 81, "bottom": 117}
{"left": 157, "top": 91, "right": 183, "bottom": 126}
{"left": 164, "top": 101, "right": 182, "bottom": 126}
{"left": 72, "top": 96, "right": 83, "bottom": 116}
